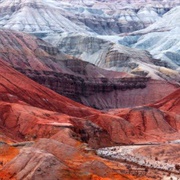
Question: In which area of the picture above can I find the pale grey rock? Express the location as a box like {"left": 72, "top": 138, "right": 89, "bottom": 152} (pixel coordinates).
{"left": 0, "top": 0, "right": 179, "bottom": 83}
{"left": 118, "top": 6, "right": 180, "bottom": 70}
{"left": 45, "top": 32, "right": 180, "bottom": 81}
{"left": 0, "top": 0, "right": 178, "bottom": 35}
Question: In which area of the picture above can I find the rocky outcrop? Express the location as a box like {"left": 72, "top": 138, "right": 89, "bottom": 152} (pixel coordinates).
{"left": 0, "top": 56, "right": 179, "bottom": 179}
{"left": 46, "top": 33, "right": 180, "bottom": 82}
{"left": 152, "top": 88, "right": 180, "bottom": 113}
{"left": 1, "top": 29, "right": 178, "bottom": 109}
{"left": 0, "top": 0, "right": 178, "bottom": 35}
{"left": 15, "top": 67, "right": 179, "bottom": 109}
{"left": 0, "top": 57, "right": 179, "bottom": 146}
{"left": 0, "top": 1, "right": 180, "bottom": 179}
{"left": 14, "top": 67, "right": 151, "bottom": 107}
{"left": 0, "top": 58, "right": 150, "bottom": 147}
{"left": 79, "top": 80, "right": 178, "bottom": 109}
{"left": 0, "top": 29, "right": 73, "bottom": 72}
{"left": 108, "top": 88, "right": 180, "bottom": 142}
{"left": 0, "top": 58, "right": 96, "bottom": 117}
{"left": 109, "top": 106, "right": 180, "bottom": 140}
{"left": 0, "top": 138, "right": 151, "bottom": 180}
{"left": 46, "top": 33, "right": 152, "bottom": 68}
{"left": 118, "top": 6, "right": 180, "bottom": 71}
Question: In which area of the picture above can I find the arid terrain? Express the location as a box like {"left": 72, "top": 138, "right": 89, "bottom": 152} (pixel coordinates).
{"left": 0, "top": 55, "right": 179, "bottom": 179}
{"left": 0, "top": 0, "right": 179, "bottom": 179}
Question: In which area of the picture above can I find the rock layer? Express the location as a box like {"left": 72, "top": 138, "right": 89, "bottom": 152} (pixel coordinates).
{"left": 108, "top": 88, "right": 180, "bottom": 141}
{"left": 0, "top": 58, "right": 179, "bottom": 145}
{"left": 0, "top": 0, "right": 179, "bottom": 35}
{"left": 46, "top": 33, "right": 180, "bottom": 82}
{"left": 0, "top": 57, "right": 179, "bottom": 179}
{"left": 1, "top": 29, "right": 178, "bottom": 109}
{"left": 118, "top": 6, "right": 180, "bottom": 71}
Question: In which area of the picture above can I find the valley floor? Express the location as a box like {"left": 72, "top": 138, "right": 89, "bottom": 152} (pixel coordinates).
{"left": 97, "top": 142, "right": 180, "bottom": 180}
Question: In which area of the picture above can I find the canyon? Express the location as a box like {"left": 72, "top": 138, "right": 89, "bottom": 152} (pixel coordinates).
{"left": 0, "top": 0, "right": 179, "bottom": 36}
{"left": 0, "top": 56, "right": 179, "bottom": 179}
{"left": 0, "top": 29, "right": 178, "bottom": 110}
{"left": 0, "top": 0, "right": 179, "bottom": 179}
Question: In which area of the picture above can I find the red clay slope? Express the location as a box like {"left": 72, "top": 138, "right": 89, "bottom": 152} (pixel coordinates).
{"left": 108, "top": 88, "right": 180, "bottom": 142}
{"left": 0, "top": 57, "right": 179, "bottom": 145}
{"left": 0, "top": 58, "right": 179, "bottom": 179}
{"left": 0, "top": 58, "right": 96, "bottom": 117}
{"left": 0, "top": 58, "right": 154, "bottom": 180}
{"left": 152, "top": 88, "right": 180, "bottom": 113}
{"left": 0, "top": 29, "right": 178, "bottom": 110}
{"left": 0, "top": 58, "right": 136, "bottom": 145}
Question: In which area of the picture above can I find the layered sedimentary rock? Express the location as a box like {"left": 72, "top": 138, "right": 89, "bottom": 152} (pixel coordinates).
{"left": 16, "top": 67, "right": 159, "bottom": 109}
{"left": 0, "top": 138, "right": 152, "bottom": 180}
{"left": 152, "top": 88, "right": 180, "bottom": 113}
{"left": 0, "top": 0, "right": 179, "bottom": 35}
{"left": 0, "top": 58, "right": 150, "bottom": 147}
{"left": 0, "top": 1, "right": 179, "bottom": 179}
{"left": 0, "top": 29, "right": 72, "bottom": 71}
{"left": 3, "top": 0, "right": 175, "bottom": 92}
{"left": 110, "top": 106, "right": 180, "bottom": 141}
{"left": 14, "top": 64, "right": 179, "bottom": 109}
{"left": 0, "top": 57, "right": 179, "bottom": 145}
{"left": 108, "top": 88, "right": 180, "bottom": 142}
{"left": 1, "top": 29, "right": 178, "bottom": 109}
{"left": 0, "top": 59, "right": 141, "bottom": 146}
{"left": 118, "top": 6, "right": 180, "bottom": 71}
{"left": 0, "top": 57, "right": 179, "bottom": 179}
{"left": 46, "top": 33, "right": 180, "bottom": 82}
